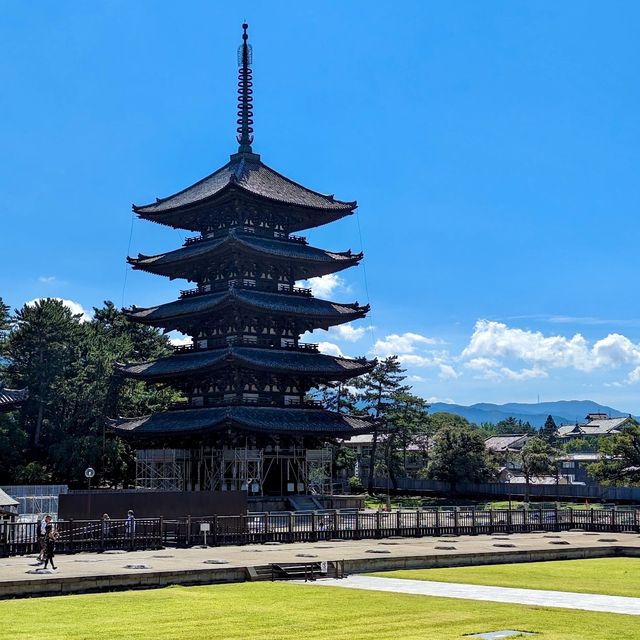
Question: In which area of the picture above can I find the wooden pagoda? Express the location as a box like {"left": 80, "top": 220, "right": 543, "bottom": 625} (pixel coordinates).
{"left": 111, "top": 24, "right": 374, "bottom": 495}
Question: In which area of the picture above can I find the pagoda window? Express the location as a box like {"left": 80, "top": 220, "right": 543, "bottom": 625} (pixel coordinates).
{"left": 284, "top": 395, "right": 300, "bottom": 406}
{"left": 192, "top": 396, "right": 204, "bottom": 407}
{"left": 223, "top": 393, "right": 235, "bottom": 402}
{"left": 243, "top": 393, "right": 258, "bottom": 403}
{"left": 243, "top": 335, "right": 258, "bottom": 344}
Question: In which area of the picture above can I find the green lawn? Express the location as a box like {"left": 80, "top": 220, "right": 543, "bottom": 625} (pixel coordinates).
{"left": 3, "top": 581, "right": 640, "bottom": 640}
{"left": 369, "top": 558, "right": 640, "bottom": 598}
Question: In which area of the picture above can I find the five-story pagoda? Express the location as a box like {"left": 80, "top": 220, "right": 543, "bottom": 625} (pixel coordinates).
{"left": 111, "top": 25, "right": 374, "bottom": 495}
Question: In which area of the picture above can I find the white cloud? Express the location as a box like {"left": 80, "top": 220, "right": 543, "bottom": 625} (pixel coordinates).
{"left": 460, "top": 318, "right": 640, "bottom": 384}
{"left": 168, "top": 332, "right": 192, "bottom": 347}
{"left": 329, "top": 323, "right": 368, "bottom": 342}
{"left": 592, "top": 333, "right": 640, "bottom": 368}
{"left": 463, "top": 319, "right": 592, "bottom": 370}
{"left": 499, "top": 366, "right": 548, "bottom": 381}
{"left": 425, "top": 396, "right": 456, "bottom": 404}
{"left": 317, "top": 341, "right": 344, "bottom": 357}
{"left": 27, "top": 298, "right": 92, "bottom": 323}
{"left": 438, "top": 364, "right": 459, "bottom": 380}
{"left": 300, "top": 274, "right": 346, "bottom": 299}
{"left": 626, "top": 367, "right": 640, "bottom": 385}
{"left": 374, "top": 332, "right": 439, "bottom": 356}
{"left": 465, "top": 357, "right": 501, "bottom": 371}
{"left": 38, "top": 276, "right": 57, "bottom": 284}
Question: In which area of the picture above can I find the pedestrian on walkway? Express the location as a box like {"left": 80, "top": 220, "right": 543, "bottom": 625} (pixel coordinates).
{"left": 37, "top": 515, "right": 52, "bottom": 562}
{"left": 125, "top": 510, "right": 135, "bottom": 536}
{"left": 42, "top": 522, "right": 58, "bottom": 570}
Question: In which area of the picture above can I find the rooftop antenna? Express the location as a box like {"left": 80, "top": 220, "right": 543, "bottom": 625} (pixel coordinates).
{"left": 236, "top": 23, "right": 254, "bottom": 154}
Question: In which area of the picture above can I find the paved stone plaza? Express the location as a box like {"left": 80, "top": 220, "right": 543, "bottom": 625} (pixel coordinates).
{"left": 1, "top": 530, "right": 639, "bottom": 598}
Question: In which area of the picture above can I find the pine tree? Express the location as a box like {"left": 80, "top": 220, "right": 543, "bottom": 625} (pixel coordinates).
{"left": 540, "top": 414, "right": 558, "bottom": 443}
{"left": 352, "top": 355, "right": 409, "bottom": 493}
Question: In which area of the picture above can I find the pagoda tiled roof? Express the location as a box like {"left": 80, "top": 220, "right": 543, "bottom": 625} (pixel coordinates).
{"left": 128, "top": 230, "right": 362, "bottom": 280}
{"left": 109, "top": 406, "right": 373, "bottom": 437}
{"left": 116, "top": 347, "right": 375, "bottom": 381}
{"left": 0, "top": 387, "right": 28, "bottom": 413}
{"left": 126, "top": 289, "right": 369, "bottom": 329}
{"left": 134, "top": 155, "right": 356, "bottom": 215}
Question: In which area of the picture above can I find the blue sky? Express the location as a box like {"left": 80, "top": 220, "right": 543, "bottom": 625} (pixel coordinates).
{"left": 2, "top": 1, "right": 640, "bottom": 412}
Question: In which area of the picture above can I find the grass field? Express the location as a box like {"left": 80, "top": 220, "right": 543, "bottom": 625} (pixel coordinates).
{"left": 369, "top": 558, "right": 640, "bottom": 597}
{"left": 3, "top": 580, "right": 640, "bottom": 640}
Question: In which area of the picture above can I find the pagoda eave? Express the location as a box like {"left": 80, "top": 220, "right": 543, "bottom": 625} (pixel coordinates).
{"left": 124, "top": 290, "right": 370, "bottom": 331}
{"left": 127, "top": 232, "right": 363, "bottom": 281}
{"left": 133, "top": 183, "right": 356, "bottom": 234}
{"left": 115, "top": 347, "right": 376, "bottom": 382}
{"left": 109, "top": 406, "right": 374, "bottom": 439}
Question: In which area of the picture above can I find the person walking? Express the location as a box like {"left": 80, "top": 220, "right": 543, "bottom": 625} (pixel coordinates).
{"left": 42, "top": 522, "right": 58, "bottom": 570}
{"left": 37, "top": 515, "right": 52, "bottom": 562}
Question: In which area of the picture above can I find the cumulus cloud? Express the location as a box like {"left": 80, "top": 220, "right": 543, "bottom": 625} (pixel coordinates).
{"left": 463, "top": 320, "right": 592, "bottom": 370}
{"left": 374, "top": 332, "right": 439, "bottom": 356}
{"left": 627, "top": 367, "right": 640, "bottom": 385}
{"left": 317, "top": 341, "right": 344, "bottom": 357}
{"left": 329, "top": 323, "right": 369, "bottom": 342}
{"left": 27, "top": 298, "right": 92, "bottom": 323}
{"left": 300, "top": 274, "right": 347, "bottom": 299}
{"left": 38, "top": 276, "right": 57, "bottom": 284}
{"left": 460, "top": 319, "right": 640, "bottom": 383}
{"left": 168, "top": 332, "right": 192, "bottom": 347}
{"left": 438, "top": 364, "right": 459, "bottom": 380}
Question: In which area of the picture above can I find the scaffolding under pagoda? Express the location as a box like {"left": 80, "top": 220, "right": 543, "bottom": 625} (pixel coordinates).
{"left": 110, "top": 24, "right": 374, "bottom": 495}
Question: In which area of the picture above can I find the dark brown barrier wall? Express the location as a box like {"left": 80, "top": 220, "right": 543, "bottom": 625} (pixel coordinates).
{"left": 59, "top": 491, "right": 247, "bottom": 520}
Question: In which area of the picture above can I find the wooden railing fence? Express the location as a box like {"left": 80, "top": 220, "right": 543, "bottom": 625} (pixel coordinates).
{"left": 1, "top": 508, "right": 638, "bottom": 557}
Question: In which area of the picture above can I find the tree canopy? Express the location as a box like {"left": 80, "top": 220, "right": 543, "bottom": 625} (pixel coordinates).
{"left": 588, "top": 425, "right": 640, "bottom": 486}
{"left": 426, "top": 423, "right": 497, "bottom": 490}
{"left": 0, "top": 298, "right": 178, "bottom": 486}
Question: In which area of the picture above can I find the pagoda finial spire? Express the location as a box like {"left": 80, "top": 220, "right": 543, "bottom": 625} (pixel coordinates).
{"left": 236, "top": 22, "right": 254, "bottom": 154}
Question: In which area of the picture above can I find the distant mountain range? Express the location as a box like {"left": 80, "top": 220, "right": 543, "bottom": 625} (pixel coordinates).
{"left": 428, "top": 400, "right": 637, "bottom": 429}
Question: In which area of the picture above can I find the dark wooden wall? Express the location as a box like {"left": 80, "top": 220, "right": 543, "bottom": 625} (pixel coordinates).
{"left": 58, "top": 490, "right": 247, "bottom": 520}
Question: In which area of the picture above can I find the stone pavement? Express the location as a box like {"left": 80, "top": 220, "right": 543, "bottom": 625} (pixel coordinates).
{"left": 309, "top": 574, "right": 640, "bottom": 615}
{"left": 1, "top": 530, "right": 639, "bottom": 598}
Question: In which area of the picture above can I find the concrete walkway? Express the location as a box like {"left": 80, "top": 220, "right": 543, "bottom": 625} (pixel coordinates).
{"left": 309, "top": 575, "right": 640, "bottom": 616}
{"left": 2, "top": 531, "right": 639, "bottom": 598}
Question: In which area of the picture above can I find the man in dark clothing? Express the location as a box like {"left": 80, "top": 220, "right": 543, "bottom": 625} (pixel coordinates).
{"left": 42, "top": 522, "right": 58, "bottom": 570}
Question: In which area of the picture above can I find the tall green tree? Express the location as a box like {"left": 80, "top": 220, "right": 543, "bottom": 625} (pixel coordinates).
{"left": 381, "top": 391, "right": 430, "bottom": 488}
{"left": 4, "top": 298, "right": 179, "bottom": 487}
{"left": 495, "top": 416, "right": 536, "bottom": 435}
{"left": 6, "top": 299, "right": 84, "bottom": 449}
{"left": 540, "top": 415, "right": 558, "bottom": 444}
{"left": 426, "top": 423, "right": 497, "bottom": 491}
{"left": 588, "top": 425, "right": 640, "bottom": 486}
{"left": 352, "top": 355, "right": 409, "bottom": 493}
{"left": 519, "top": 436, "right": 558, "bottom": 501}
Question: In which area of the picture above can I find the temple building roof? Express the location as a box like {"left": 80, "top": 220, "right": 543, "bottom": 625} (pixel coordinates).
{"left": 134, "top": 155, "right": 356, "bottom": 216}
{"left": 116, "top": 347, "right": 375, "bottom": 381}
{"left": 110, "top": 406, "right": 373, "bottom": 437}
{"left": 126, "top": 289, "right": 369, "bottom": 330}
{"left": 0, "top": 387, "right": 28, "bottom": 413}
{"left": 128, "top": 229, "right": 362, "bottom": 280}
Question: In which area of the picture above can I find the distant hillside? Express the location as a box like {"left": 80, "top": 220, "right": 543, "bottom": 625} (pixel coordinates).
{"left": 428, "top": 400, "right": 635, "bottom": 429}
